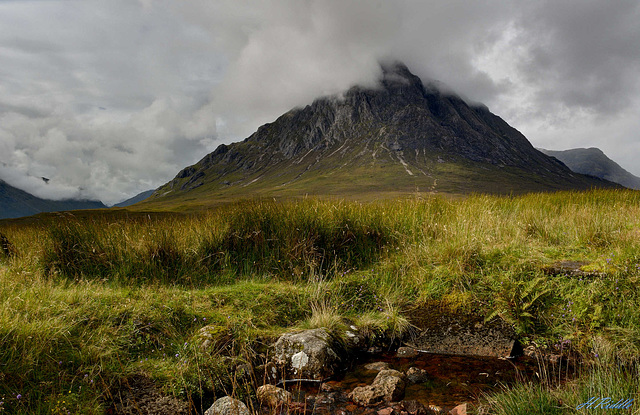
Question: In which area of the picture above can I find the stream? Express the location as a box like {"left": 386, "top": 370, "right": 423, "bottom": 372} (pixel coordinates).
{"left": 271, "top": 350, "right": 571, "bottom": 414}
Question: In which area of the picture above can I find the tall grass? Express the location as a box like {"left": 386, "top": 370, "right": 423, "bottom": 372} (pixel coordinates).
{"left": 480, "top": 348, "right": 640, "bottom": 414}
{"left": 39, "top": 200, "right": 395, "bottom": 285}
{"left": 1, "top": 189, "right": 640, "bottom": 412}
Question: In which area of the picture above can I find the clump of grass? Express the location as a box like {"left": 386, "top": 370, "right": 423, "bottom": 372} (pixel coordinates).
{"left": 203, "top": 200, "right": 394, "bottom": 279}
{"left": 304, "top": 298, "right": 345, "bottom": 332}
{"left": 480, "top": 358, "right": 640, "bottom": 415}
{"left": 43, "top": 222, "right": 114, "bottom": 279}
{"left": 39, "top": 200, "right": 396, "bottom": 284}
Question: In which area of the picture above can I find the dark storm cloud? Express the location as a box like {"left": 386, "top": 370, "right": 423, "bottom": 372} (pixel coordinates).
{"left": 516, "top": 0, "right": 640, "bottom": 116}
{"left": 1, "top": 0, "right": 640, "bottom": 203}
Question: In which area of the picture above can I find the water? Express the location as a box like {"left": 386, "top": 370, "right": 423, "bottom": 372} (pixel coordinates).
{"left": 277, "top": 350, "right": 567, "bottom": 414}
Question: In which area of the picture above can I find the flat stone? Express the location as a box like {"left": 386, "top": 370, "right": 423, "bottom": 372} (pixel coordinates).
{"left": 396, "top": 347, "right": 419, "bottom": 358}
{"left": 449, "top": 403, "right": 467, "bottom": 415}
{"left": 365, "top": 361, "right": 390, "bottom": 371}
{"left": 407, "top": 307, "right": 520, "bottom": 358}
{"left": 542, "top": 260, "right": 599, "bottom": 278}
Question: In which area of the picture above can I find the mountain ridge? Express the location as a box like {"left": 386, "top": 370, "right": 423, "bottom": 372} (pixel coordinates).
{"left": 540, "top": 147, "right": 640, "bottom": 190}
{"left": 144, "top": 62, "right": 618, "bottom": 208}
{"left": 114, "top": 189, "right": 155, "bottom": 208}
{"left": 0, "top": 179, "right": 106, "bottom": 219}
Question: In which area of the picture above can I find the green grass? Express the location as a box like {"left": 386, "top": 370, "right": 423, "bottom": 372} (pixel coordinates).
{"left": 479, "top": 341, "right": 640, "bottom": 414}
{"left": 1, "top": 189, "right": 640, "bottom": 413}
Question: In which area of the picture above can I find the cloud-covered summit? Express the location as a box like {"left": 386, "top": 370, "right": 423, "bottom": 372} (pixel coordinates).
{"left": 1, "top": 0, "right": 639, "bottom": 204}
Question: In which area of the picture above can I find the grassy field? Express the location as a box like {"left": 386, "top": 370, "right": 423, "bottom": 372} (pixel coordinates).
{"left": 1, "top": 189, "right": 640, "bottom": 413}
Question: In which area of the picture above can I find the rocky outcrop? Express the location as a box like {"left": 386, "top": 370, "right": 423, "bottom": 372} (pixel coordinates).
{"left": 204, "top": 396, "right": 249, "bottom": 415}
{"left": 274, "top": 328, "right": 341, "bottom": 380}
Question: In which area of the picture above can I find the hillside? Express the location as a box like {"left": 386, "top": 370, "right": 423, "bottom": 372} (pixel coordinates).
{"left": 142, "top": 62, "right": 617, "bottom": 210}
{"left": 114, "top": 189, "right": 155, "bottom": 207}
{"left": 540, "top": 147, "right": 640, "bottom": 190}
{"left": 0, "top": 179, "right": 106, "bottom": 219}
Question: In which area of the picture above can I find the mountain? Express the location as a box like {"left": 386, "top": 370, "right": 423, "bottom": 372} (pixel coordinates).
{"left": 539, "top": 148, "right": 640, "bottom": 190}
{"left": 0, "top": 180, "right": 106, "bottom": 219}
{"left": 144, "top": 62, "right": 617, "bottom": 208}
{"left": 114, "top": 189, "right": 155, "bottom": 207}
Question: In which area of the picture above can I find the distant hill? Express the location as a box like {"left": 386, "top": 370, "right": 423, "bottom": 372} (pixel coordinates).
{"left": 0, "top": 179, "right": 106, "bottom": 219}
{"left": 142, "top": 62, "right": 617, "bottom": 210}
{"left": 539, "top": 148, "right": 640, "bottom": 190}
{"left": 114, "top": 189, "right": 155, "bottom": 207}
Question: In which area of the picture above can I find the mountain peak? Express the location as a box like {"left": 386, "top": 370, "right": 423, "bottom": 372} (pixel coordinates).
{"left": 539, "top": 147, "right": 640, "bottom": 190}
{"left": 145, "top": 63, "right": 618, "bottom": 206}
{"left": 380, "top": 61, "right": 415, "bottom": 81}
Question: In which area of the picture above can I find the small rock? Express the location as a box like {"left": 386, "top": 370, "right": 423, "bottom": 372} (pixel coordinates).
{"left": 315, "top": 393, "right": 335, "bottom": 406}
{"left": 374, "top": 369, "right": 406, "bottom": 402}
{"left": 406, "top": 367, "right": 428, "bottom": 384}
{"left": 257, "top": 384, "right": 292, "bottom": 408}
{"left": 378, "top": 407, "right": 395, "bottom": 415}
{"left": 255, "top": 361, "right": 279, "bottom": 382}
{"left": 396, "top": 347, "right": 418, "bottom": 358}
{"left": 426, "top": 404, "right": 444, "bottom": 414}
{"left": 196, "top": 325, "right": 229, "bottom": 352}
{"left": 204, "top": 396, "right": 250, "bottom": 415}
{"left": 449, "top": 403, "right": 467, "bottom": 415}
{"left": 365, "top": 361, "right": 390, "bottom": 371}
{"left": 344, "top": 325, "right": 366, "bottom": 350}
{"left": 523, "top": 345, "right": 537, "bottom": 357}
{"left": 350, "top": 369, "right": 406, "bottom": 406}
{"left": 274, "top": 328, "right": 340, "bottom": 379}
{"left": 402, "top": 400, "right": 428, "bottom": 415}
{"left": 320, "top": 381, "right": 340, "bottom": 392}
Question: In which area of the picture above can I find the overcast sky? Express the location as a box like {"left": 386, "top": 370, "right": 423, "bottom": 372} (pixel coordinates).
{"left": 1, "top": 0, "right": 639, "bottom": 205}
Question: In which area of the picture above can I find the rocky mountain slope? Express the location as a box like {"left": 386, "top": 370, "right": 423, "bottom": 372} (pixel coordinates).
{"left": 540, "top": 147, "right": 640, "bottom": 190}
{"left": 145, "top": 62, "right": 617, "bottom": 208}
{"left": 0, "top": 179, "right": 106, "bottom": 219}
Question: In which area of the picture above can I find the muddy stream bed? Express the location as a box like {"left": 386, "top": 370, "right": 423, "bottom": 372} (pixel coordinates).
{"left": 265, "top": 349, "right": 571, "bottom": 414}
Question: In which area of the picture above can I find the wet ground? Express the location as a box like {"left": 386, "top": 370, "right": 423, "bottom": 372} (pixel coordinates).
{"left": 269, "top": 350, "right": 571, "bottom": 414}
